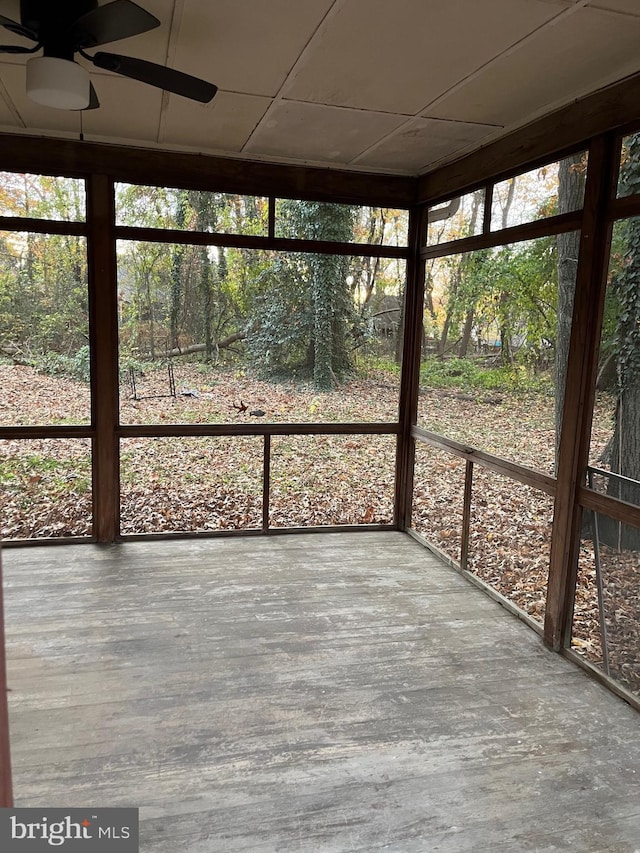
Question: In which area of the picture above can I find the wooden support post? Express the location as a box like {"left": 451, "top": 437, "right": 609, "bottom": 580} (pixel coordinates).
{"left": 262, "top": 434, "right": 271, "bottom": 532}
{"left": 544, "top": 135, "right": 617, "bottom": 650}
{"left": 460, "top": 460, "right": 474, "bottom": 571}
{"left": 0, "top": 548, "right": 13, "bottom": 807}
{"left": 87, "top": 174, "right": 120, "bottom": 543}
{"left": 395, "top": 206, "right": 426, "bottom": 529}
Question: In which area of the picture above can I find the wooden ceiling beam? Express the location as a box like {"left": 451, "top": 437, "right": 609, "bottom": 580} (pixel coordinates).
{"left": 0, "top": 133, "right": 416, "bottom": 209}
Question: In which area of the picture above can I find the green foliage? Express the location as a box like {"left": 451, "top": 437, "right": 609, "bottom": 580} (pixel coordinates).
{"left": 248, "top": 201, "right": 359, "bottom": 389}
{"left": 420, "top": 357, "right": 550, "bottom": 393}
{"left": 612, "top": 137, "right": 640, "bottom": 392}
{"left": 30, "top": 344, "right": 91, "bottom": 383}
{"left": 356, "top": 354, "right": 402, "bottom": 377}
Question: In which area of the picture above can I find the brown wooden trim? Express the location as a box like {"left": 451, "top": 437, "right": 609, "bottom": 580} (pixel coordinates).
{"left": 115, "top": 225, "right": 409, "bottom": 258}
{"left": 460, "top": 460, "right": 474, "bottom": 570}
{"left": 0, "top": 536, "right": 94, "bottom": 547}
{"left": 262, "top": 434, "right": 271, "bottom": 532}
{"left": 412, "top": 427, "right": 557, "bottom": 496}
{"left": 118, "top": 422, "right": 400, "bottom": 438}
{"left": 121, "top": 528, "right": 263, "bottom": 542}
{"left": 87, "top": 174, "right": 120, "bottom": 543}
{"left": 609, "top": 193, "right": 640, "bottom": 222}
{"left": 562, "top": 648, "right": 640, "bottom": 713}
{"left": 265, "top": 524, "right": 395, "bottom": 536}
{"left": 0, "top": 133, "right": 416, "bottom": 208}
{"left": 544, "top": 135, "right": 617, "bottom": 651}
{"left": 405, "top": 527, "right": 459, "bottom": 570}
{"left": 394, "top": 207, "right": 425, "bottom": 529}
{"left": 120, "top": 524, "right": 396, "bottom": 543}
{"left": 482, "top": 185, "right": 493, "bottom": 234}
{"left": 0, "top": 216, "right": 87, "bottom": 235}
{"left": 407, "top": 526, "right": 545, "bottom": 637}
{"left": 577, "top": 485, "right": 640, "bottom": 529}
{"left": 418, "top": 72, "right": 640, "bottom": 203}
{"left": 0, "top": 548, "right": 13, "bottom": 807}
{"left": 268, "top": 197, "right": 276, "bottom": 239}
{"left": 421, "top": 210, "right": 582, "bottom": 259}
{"left": 0, "top": 426, "right": 93, "bottom": 439}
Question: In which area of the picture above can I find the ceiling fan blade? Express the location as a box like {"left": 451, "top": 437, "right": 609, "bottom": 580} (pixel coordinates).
{"left": 0, "top": 15, "right": 37, "bottom": 42}
{"left": 72, "top": 0, "right": 160, "bottom": 49}
{"left": 91, "top": 52, "right": 217, "bottom": 103}
{"left": 0, "top": 44, "right": 39, "bottom": 54}
{"left": 60, "top": 80, "right": 99, "bottom": 111}
{"left": 84, "top": 82, "right": 100, "bottom": 110}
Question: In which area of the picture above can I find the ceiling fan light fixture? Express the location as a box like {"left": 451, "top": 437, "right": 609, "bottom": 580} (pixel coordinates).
{"left": 26, "top": 56, "right": 90, "bottom": 110}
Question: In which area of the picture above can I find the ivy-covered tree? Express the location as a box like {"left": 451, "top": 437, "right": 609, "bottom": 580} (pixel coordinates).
{"left": 601, "top": 133, "right": 640, "bottom": 548}
{"left": 248, "top": 201, "right": 357, "bottom": 389}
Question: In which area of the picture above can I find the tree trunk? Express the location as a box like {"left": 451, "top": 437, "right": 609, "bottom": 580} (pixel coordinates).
{"left": 599, "top": 387, "right": 640, "bottom": 550}
{"left": 555, "top": 154, "right": 585, "bottom": 470}
{"left": 599, "top": 135, "right": 640, "bottom": 549}
{"left": 459, "top": 308, "right": 474, "bottom": 357}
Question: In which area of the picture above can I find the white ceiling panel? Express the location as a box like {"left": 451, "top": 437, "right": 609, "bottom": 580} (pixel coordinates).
{"left": 354, "top": 118, "right": 498, "bottom": 173}
{"left": 284, "top": 0, "right": 565, "bottom": 115}
{"left": 0, "top": 62, "right": 80, "bottom": 133}
{"left": 172, "top": 0, "right": 335, "bottom": 98}
{"left": 161, "top": 91, "right": 271, "bottom": 153}
{"left": 0, "top": 0, "right": 637, "bottom": 176}
{"left": 94, "top": 0, "right": 174, "bottom": 61}
{"left": 428, "top": 6, "right": 640, "bottom": 127}
{"left": 81, "top": 73, "right": 163, "bottom": 142}
{"left": 588, "top": 0, "right": 640, "bottom": 15}
{"left": 244, "top": 100, "right": 407, "bottom": 165}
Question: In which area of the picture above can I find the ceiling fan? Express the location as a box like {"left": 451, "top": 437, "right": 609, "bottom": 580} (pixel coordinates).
{"left": 0, "top": 0, "right": 217, "bottom": 110}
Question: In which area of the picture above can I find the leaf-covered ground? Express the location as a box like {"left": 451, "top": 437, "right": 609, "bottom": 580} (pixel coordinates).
{"left": 0, "top": 363, "right": 637, "bottom": 696}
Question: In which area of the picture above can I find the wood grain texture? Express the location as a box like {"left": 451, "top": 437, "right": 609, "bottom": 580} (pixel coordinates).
{"left": 0, "top": 134, "right": 415, "bottom": 209}
{"left": 3, "top": 533, "right": 639, "bottom": 852}
{"left": 544, "top": 135, "right": 616, "bottom": 651}
{"left": 87, "top": 174, "right": 120, "bottom": 543}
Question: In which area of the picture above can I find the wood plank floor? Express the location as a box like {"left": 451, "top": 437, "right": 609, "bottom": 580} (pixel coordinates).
{"left": 2, "top": 532, "right": 639, "bottom": 852}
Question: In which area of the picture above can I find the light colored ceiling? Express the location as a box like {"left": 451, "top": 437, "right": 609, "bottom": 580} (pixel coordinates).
{"left": 0, "top": 0, "right": 638, "bottom": 177}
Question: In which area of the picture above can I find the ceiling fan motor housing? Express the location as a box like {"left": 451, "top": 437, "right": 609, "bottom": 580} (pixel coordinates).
{"left": 21, "top": 1, "right": 99, "bottom": 34}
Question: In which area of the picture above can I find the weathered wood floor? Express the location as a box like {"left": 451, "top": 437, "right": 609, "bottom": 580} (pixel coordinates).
{"left": 3, "top": 532, "right": 639, "bottom": 852}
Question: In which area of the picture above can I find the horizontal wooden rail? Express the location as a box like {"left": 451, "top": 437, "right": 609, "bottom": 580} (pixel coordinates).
{"left": 577, "top": 485, "right": 640, "bottom": 529}
{"left": 119, "top": 422, "right": 400, "bottom": 439}
{"left": 115, "top": 225, "right": 409, "bottom": 259}
{"left": 420, "top": 210, "right": 582, "bottom": 259}
{"left": 0, "top": 133, "right": 416, "bottom": 208}
{"left": 0, "top": 216, "right": 87, "bottom": 236}
{"left": 609, "top": 193, "right": 640, "bottom": 222}
{"left": 412, "top": 426, "right": 556, "bottom": 496}
{"left": 0, "top": 423, "right": 400, "bottom": 441}
{"left": 0, "top": 425, "right": 93, "bottom": 440}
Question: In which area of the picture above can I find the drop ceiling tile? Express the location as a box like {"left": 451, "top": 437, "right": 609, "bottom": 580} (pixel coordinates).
{"left": 588, "top": 0, "right": 640, "bottom": 15}
{"left": 80, "top": 74, "right": 163, "bottom": 142}
{"left": 0, "top": 65, "right": 22, "bottom": 128}
{"left": 172, "top": 0, "right": 334, "bottom": 97}
{"left": 161, "top": 91, "right": 271, "bottom": 153}
{"left": 244, "top": 100, "right": 408, "bottom": 165}
{"left": 284, "top": 0, "right": 566, "bottom": 115}
{"left": 354, "top": 118, "right": 499, "bottom": 173}
{"left": 0, "top": 63, "right": 80, "bottom": 134}
{"left": 429, "top": 6, "right": 640, "bottom": 126}
{"left": 96, "top": 0, "right": 174, "bottom": 61}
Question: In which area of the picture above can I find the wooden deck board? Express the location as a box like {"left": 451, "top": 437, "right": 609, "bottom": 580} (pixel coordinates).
{"left": 3, "top": 532, "right": 639, "bottom": 852}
